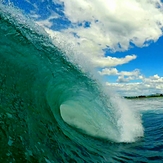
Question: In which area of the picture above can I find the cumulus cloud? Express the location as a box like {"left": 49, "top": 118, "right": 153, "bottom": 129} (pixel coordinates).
{"left": 106, "top": 74, "right": 163, "bottom": 96}
{"left": 143, "top": 74, "right": 163, "bottom": 89}
{"left": 58, "top": 0, "right": 163, "bottom": 52}
{"left": 99, "top": 68, "right": 118, "bottom": 75}
{"left": 99, "top": 68, "right": 141, "bottom": 83}
{"left": 35, "top": 0, "right": 163, "bottom": 69}
{"left": 106, "top": 82, "right": 158, "bottom": 96}
{"left": 24, "top": 0, "right": 163, "bottom": 95}
{"left": 99, "top": 68, "right": 140, "bottom": 76}
{"left": 93, "top": 55, "right": 137, "bottom": 67}
{"left": 117, "top": 69, "right": 141, "bottom": 83}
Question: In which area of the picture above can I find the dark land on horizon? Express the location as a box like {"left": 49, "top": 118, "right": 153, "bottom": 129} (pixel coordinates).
{"left": 124, "top": 93, "right": 163, "bottom": 99}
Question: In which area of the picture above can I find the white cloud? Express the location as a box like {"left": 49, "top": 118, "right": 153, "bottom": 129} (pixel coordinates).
{"left": 58, "top": 0, "right": 163, "bottom": 52}
{"left": 106, "top": 74, "right": 163, "bottom": 96}
{"left": 117, "top": 76, "right": 130, "bottom": 83}
{"left": 93, "top": 55, "right": 137, "bottom": 67}
{"left": 144, "top": 74, "right": 163, "bottom": 84}
{"left": 99, "top": 68, "right": 118, "bottom": 75}
{"left": 34, "top": 0, "right": 163, "bottom": 69}
{"left": 26, "top": 0, "right": 163, "bottom": 95}
{"left": 120, "top": 69, "right": 140, "bottom": 77}
{"left": 99, "top": 68, "right": 141, "bottom": 83}
{"left": 117, "top": 69, "right": 141, "bottom": 83}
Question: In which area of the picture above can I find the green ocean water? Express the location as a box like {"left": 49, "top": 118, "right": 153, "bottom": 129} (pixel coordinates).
{"left": 0, "top": 3, "right": 163, "bottom": 163}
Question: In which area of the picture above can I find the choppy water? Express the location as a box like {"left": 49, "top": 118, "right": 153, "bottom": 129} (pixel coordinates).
{"left": 0, "top": 3, "right": 163, "bottom": 163}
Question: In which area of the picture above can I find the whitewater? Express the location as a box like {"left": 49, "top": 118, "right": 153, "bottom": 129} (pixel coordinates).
{"left": 0, "top": 2, "right": 163, "bottom": 163}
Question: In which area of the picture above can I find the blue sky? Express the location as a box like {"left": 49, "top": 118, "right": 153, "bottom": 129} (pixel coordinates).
{"left": 107, "top": 37, "right": 163, "bottom": 78}
{"left": 5, "top": 0, "right": 163, "bottom": 96}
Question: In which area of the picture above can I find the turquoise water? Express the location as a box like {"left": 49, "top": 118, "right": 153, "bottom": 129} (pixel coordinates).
{"left": 0, "top": 3, "right": 163, "bottom": 163}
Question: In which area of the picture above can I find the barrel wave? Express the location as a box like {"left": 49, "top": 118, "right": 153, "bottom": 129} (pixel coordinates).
{"left": 0, "top": 4, "right": 145, "bottom": 162}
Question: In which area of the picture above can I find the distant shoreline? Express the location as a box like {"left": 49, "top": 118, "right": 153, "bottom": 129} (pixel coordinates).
{"left": 124, "top": 93, "right": 163, "bottom": 99}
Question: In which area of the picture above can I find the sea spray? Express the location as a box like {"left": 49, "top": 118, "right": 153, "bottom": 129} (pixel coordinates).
{"left": 0, "top": 2, "right": 144, "bottom": 143}
{"left": 109, "top": 94, "right": 144, "bottom": 142}
{"left": 41, "top": 25, "right": 144, "bottom": 143}
{"left": 0, "top": 3, "right": 145, "bottom": 163}
{"left": 39, "top": 15, "right": 144, "bottom": 143}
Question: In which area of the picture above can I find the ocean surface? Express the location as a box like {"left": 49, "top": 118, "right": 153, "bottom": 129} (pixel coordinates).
{"left": 0, "top": 2, "right": 163, "bottom": 163}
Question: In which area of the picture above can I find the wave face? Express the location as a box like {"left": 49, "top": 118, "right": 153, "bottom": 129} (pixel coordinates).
{"left": 0, "top": 3, "right": 155, "bottom": 163}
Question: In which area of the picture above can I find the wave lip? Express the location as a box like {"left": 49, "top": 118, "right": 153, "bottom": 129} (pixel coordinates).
{"left": 0, "top": 2, "right": 144, "bottom": 146}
